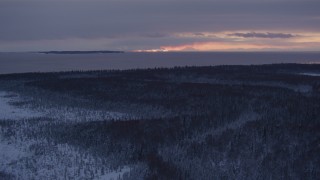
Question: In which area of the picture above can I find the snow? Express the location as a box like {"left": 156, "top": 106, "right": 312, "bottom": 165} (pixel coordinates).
{"left": 0, "top": 91, "right": 127, "bottom": 122}
{"left": 0, "top": 141, "right": 28, "bottom": 172}
{"left": 97, "top": 166, "right": 131, "bottom": 180}
{"left": 0, "top": 137, "right": 131, "bottom": 179}
{"left": 299, "top": 73, "right": 320, "bottom": 77}
{"left": 187, "top": 111, "right": 259, "bottom": 143}
{"left": 0, "top": 91, "right": 43, "bottom": 120}
{"left": 169, "top": 76, "right": 313, "bottom": 93}
{"left": 0, "top": 91, "right": 131, "bottom": 179}
{"left": 209, "top": 111, "right": 259, "bottom": 136}
{"left": 43, "top": 107, "right": 127, "bottom": 122}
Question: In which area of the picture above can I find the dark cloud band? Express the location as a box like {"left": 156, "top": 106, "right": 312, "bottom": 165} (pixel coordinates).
{"left": 229, "top": 32, "right": 296, "bottom": 39}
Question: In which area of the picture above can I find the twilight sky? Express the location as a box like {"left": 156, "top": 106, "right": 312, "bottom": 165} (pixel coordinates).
{"left": 1, "top": 0, "right": 320, "bottom": 52}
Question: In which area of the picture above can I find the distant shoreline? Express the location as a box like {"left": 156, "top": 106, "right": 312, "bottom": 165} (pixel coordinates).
{"left": 39, "top": 51, "right": 124, "bottom": 54}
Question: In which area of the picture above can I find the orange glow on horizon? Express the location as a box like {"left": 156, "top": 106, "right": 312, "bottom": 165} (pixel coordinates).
{"left": 132, "top": 31, "right": 320, "bottom": 52}
{"left": 139, "top": 42, "right": 302, "bottom": 52}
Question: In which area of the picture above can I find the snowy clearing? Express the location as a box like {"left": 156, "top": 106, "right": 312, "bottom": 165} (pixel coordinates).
{"left": 0, "top": 138, "right": 132, "bottom": 179}
{"left": 0, "top": 91, "right": 132, "bottom": 179}
{"left": 0, "top": 141, "right": 29, "bottom": 173}
{"left": 299, "top": 72, "right": 320, "bottom": 77}
{"left": 0, "top": 91, "right": 43, "bottom": 120}
{"left": 43, "top": 107, "right": 127, "bottom": 122}
{"left": 97, "top": 166, "right": 131, "bottom": 180}
{"left": 0, "top": 91, "right": 127, "bottom": 122}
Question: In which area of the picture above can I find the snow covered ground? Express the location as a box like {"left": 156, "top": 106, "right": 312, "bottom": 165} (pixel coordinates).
{"left": 0, "top": 91, "right": 43, "bottom": 120}
{"left": 0, "top": 138, "right": 131, "bottom": 179}
{"left": 97, "top": 166, "right": 131, "bottom": 180}
{"left": 169, "top": 76, "right": 314, "bottom": 93}
{"left": 0, "top": 141, "right": 29, "bottom": 173}
{"left": 299, "top": 72, "right": 320, "bottom": 77}
{"left": 0, "top": 91, "right": 127, "bottom": 122}
{"left": 43, "top": 107, "right": 127, "bottom": 122}
{"left": 0, "top": 91, "right": 132, "bottom": 179}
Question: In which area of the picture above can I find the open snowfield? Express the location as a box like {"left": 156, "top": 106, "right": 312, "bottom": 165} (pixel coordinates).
{"left": 0, "top": 91, "right": 127, "bottom": 122}
{"left": 0, "top": 91, "right": 43, "bottom": 120}
{"left": 300, "top": 72, "right": 320, "bottom": 77}
{"left": 0, "top": 91, "right": 132, "bottom": 179}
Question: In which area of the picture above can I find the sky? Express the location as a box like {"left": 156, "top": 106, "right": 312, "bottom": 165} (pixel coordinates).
{"left": 1, "top": 0, "right": 320, "bottom": 52}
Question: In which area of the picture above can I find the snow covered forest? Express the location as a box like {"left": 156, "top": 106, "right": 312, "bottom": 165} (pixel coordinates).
{"left": 0, "top": 64, "right": 319, "bottom": 179}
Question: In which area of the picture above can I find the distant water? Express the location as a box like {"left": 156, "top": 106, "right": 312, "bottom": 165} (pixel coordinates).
{"left": 0, "top": 52, "right": 320, "bottom": 74}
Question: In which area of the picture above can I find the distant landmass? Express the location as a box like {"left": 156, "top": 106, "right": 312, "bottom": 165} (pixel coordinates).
{"left": 39, "top": 51, "right": 124, "bottom": 54}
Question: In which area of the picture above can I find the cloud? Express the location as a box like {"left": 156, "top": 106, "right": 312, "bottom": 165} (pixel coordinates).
{"left": 229, "top": 32, "right": 296, "bottom": 39}
{"left": 142, "top": 32, "right": 168, "bottom": 38}
{"left": 0, "top": 0, "right": 320, "bottom": 51}
{"left": 193, "top": 33, "right": 205, "bottom": 36}
{"left": 159, "top": 42, "right": 274, "bottom": 51}
{"left": 1, "top": 1, "right": 320, "bottom": 41}
{"left": 158, "top": 41, "right": 308, "bottom": 52}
